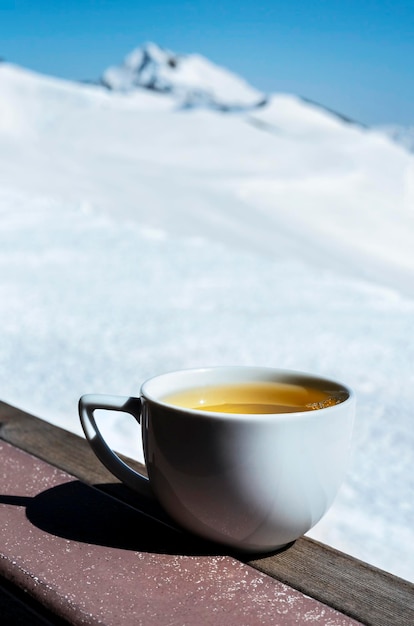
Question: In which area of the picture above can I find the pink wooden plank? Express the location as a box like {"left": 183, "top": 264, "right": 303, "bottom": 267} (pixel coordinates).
{"left": 0, "top": 441, "right": 361, "bottom": 625}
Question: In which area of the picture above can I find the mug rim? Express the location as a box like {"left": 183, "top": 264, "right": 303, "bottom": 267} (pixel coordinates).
{"left": 140, "top": 365, "right": 354, "bottom": 421}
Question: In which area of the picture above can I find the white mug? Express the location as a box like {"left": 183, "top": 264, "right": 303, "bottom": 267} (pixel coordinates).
{"left": 79, "top": 366, "right": 355, "bottom": 552}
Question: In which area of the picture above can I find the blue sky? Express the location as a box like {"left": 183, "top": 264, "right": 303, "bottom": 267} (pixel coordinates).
{"left": 1, "top": 0, "right": 413, "bottom": 126}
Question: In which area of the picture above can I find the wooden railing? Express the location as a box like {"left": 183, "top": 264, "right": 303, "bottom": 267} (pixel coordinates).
{"left": 1, "top": 401, "right": 413, "bottom": 625}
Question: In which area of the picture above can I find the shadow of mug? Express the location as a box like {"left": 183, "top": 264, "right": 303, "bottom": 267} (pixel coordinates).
{"left": 0, "top": 481, "right": 204, "bottom": 555}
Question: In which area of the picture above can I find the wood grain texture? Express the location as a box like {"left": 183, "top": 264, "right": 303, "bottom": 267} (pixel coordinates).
{"left": 0, "top": 401, "right": 145, "bottom": 484}
{"left": 1, "top": 400, "right": 413, "bottom": 626}
{"left": 248, "top": 539, "right": 414, "bottom": 626}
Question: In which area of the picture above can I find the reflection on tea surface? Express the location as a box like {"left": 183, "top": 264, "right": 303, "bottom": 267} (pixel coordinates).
{"left": 162, "top": 382, "right": 345, "bottom": 414}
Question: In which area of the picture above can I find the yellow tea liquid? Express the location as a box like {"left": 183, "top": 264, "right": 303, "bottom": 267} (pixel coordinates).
{"left": 162, "top": 382, "right": 344, "bottom": 414}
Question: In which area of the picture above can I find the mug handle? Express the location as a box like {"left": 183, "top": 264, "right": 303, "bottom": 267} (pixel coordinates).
{"left": 78, "top": 394, "right": 151, "bottom": 494}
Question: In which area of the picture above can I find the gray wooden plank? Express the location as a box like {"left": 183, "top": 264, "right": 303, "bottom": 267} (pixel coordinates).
{"left": 249, "top": 538, "right": 414, "bottom": 626}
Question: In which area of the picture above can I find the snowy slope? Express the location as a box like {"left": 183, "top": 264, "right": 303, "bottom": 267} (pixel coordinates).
{"left": 1, "top": 61, "right": 413, "bottom": 292}
{"left": 376, "top": 123, "right": 414, "bottom": 153}
{"left": 1, "top": 52, "right": 414, "bottom": 582}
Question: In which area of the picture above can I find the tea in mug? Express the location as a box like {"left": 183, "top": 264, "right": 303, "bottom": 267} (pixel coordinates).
{"left": 162, "top": 381, "right": 345, "bottom": 414}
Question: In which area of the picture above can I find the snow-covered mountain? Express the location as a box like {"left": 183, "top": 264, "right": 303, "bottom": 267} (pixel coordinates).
{"left": 1, "top": 46, "right": 414, "bottom": 583}
{"left": 102, "top": 42, "right": 414, "bottom": 153}
{"left": 101, "top": 42, "right": 266, "bottom": 110}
